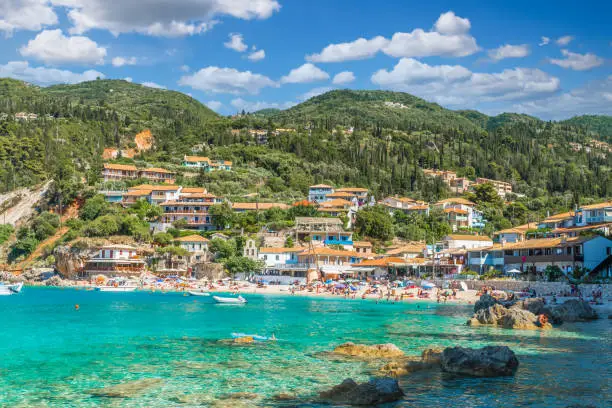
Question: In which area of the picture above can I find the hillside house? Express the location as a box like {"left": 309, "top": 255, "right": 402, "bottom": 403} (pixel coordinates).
{"left": 295, "top": 217, "right": 353, "bottom": 247}
{"left": 474, "top": 178, "right": 513, "bottom": 197}
{"left": 81, "top": 245, "right": 146, "bottom": 278}
{"left": 160, "top": 192, "right": 222, "bottom": 231}
{"left": 182, "top": 155, "right": 232, "bottom": 171}
{"left": 175, "top": 235, "right": 210, "bottom": 263}
{"left": 139, "top": 167, "right": 176, "bottom": 184}
{"left": 308, "top": 184, "right": 334, "bottom": 203}
{"left": 102, "top": 163, "right": 139, "bottom": 182}
{"left": 442, "top": 234, "right": 493, "bottom": 250}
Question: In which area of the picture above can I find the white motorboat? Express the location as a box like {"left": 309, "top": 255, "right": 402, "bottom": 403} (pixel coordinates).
{"left": 0, "top": 286, "right": 14, "bottom": 296}
{"left": 213, "top": 295, "right": 247, "bottom": 304}
{"left": 188, "top": 290, "right": 210, "bottom": 297}
{"left": 96, "top": 278, "right": 138, "bottom": 292}
{"left": 7, "top": 282, "right": 24, "bottom": 293}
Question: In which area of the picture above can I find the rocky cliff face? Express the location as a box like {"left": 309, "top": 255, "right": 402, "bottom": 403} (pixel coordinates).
{"left": 53, "top": 245, "right": 96, "bottom": 279}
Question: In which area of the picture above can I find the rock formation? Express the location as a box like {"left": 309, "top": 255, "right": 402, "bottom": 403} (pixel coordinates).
{"left": 441, "top": 346, "right": 519, "bottom": 377}
{"left": 319, "top": 378, "right": 405, "bottom": 405}
{"left": 332, "top": 342, "right": 405, "bottom": 358}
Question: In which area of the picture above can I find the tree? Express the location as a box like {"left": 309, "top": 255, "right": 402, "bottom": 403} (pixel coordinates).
{"left": 153, "top": 232, "right": 173, "bottom": 246}
{"left": 224, "top": 256, "right": 263, "bottom": 279}
{"left": 354, "top": 205, "right": 394, "bottom": 241}
{"left": 469, "top": 183, "right": 503, "bottom": 207}
{"left": 504, "top": 202, "right": 528, "bottom": 225}
{"left": 80, "top": 195, "right": 110, "bottom": 221}
{"left": 209, "top": 203, "right": 234, "bottom": 230}
{"left": 209, "top": 238, "right": 237, "bottom": 260}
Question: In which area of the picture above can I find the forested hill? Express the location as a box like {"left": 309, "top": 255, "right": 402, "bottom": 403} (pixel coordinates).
{"left": 560, "top": 115, "right": 612, "bottom": 139}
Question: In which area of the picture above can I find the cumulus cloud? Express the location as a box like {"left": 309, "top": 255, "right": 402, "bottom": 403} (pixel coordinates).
{"left": 19, "top": 29, "right": 106, "bottom": 65}
{"left": 248, "top": 49, "right": 265, "bottom": 61}
{"left": 180, "top": 65, "right": 190, "bottom": 72}
{"left": 0, "top": 60, "right": 104, "bottom": 84}
{"left": 124, "top": 76, "right": 133, "bottom": 82}
{"left": 433, "top": 11, "right": 471, "bottom": 35}
{"left": 539, "top": 36, "right": 550, "bottom": 46}
{"left": 513, "top": 76, "right": 612, "bottom": 120}
{"left": 49, "top": 0, "right": 280, "bottom": 37}
{"left": 371, "top": 58, "right": 559, "bottom": 107}
{"left": 230, "top": 98, "right": 295, "bottom": 112}
{"left": 549, "top": 49, "right": 604, "bottom": 71}
{"left": 224, "top": 33, "right": 248, "bottom": 52}
{"left": 307, "top": 36, "right": 389, "bottom": 63}
{"left": 556, "top": 35, "right": 574, "bottom": 46}
{"left": 178, "top": 66, "right": 277, "bottom": 94}
{"left": 488, "top": 44, "right": 529, "bottom": 61}
{"left": 0, "top": 0, "right": 58, "bottom": 36}
{"left": 112, "top": 56, "right": 137, "bottom": 67}
{"left": 332, "top": 71, "right": 356, "bottom": 85}
{"left": 280, "top": 63, "right": 329, "bottom": 84}
{"left": 141, "top": 81, "right": 166, "bottom": 89}
{"left": 205, "top": 100, "right": 223, "bottom": 111}
{"left": 306, "top": 11, "right": 479, "bottom": 63}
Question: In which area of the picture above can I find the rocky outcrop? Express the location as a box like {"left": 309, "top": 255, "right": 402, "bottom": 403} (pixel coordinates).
{"left": 54, "top": 245, "right": 95, "bottom": 279}
{"left": 377, "top": 348, "right": 442, "bottom": 377}
{"left": 89, "top": 378, "right": 163, "bottom": 398}
{"left": 333, "top": 342, "right": 405, "bottom": 359}
{"left": 441, "top": 346, "right": 519, "bottom": 377}
{"left": 469, "top": 295, "right": 551, "bottom": 330}
{"left": 319, "top": 378, "right": 404, "bottom": 406}
{"left": 233, "top": 336, "right": 254, "bottom": 344}
{"left": 549, "top": 300, "right": 598, "bottom": 322}
{"left": 473, "top": 294, "right": 499, "bottom": 313}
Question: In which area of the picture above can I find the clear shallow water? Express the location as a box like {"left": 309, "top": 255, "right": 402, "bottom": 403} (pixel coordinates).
{"left": 0, "top": 288, "right": 609, "bottom": 407}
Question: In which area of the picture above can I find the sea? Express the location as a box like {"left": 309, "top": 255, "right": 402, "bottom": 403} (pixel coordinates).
{"left": 0, "top": 287, "right": 610, "bottom": 407}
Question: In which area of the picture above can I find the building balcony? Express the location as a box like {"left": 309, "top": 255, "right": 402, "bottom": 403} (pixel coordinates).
{"left": 271, "top": 263, "right": 310, "bottom": 271}
{"left": 586, "top": 216, "right": 612, "bottom": 224}
{"left": 324, "top": 239, "right": 354, "bottom": 246}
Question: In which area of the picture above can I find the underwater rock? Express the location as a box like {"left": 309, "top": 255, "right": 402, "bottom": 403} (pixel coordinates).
{"left": 332, "top": 342, "right": 405, "bottom": 358}
{"left": 319, "top": 377, "right": 405, "bottom": 406}
{"left": 233, "top": 336, "right": 255, "bottom": 344}
{"left": 377, "top": 348, "right": 443, "bottom": 377}
{"left": 89, "top": 378, "right": 163, "bottom": 398}
{"left": 218, "top": 392, "right": 260, "bottom": 400}
{"left": 421, "top": 348, "right": 443, "bottom": 364}
{"left": 271, "top": 393, "right": 296, "bottom": 401}
{"left": 441, "top": 346, "right": 519, "bottom": 377}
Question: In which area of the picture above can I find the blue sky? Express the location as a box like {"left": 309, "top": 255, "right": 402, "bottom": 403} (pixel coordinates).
{"left": 0, "top": 0, "right": 610, "bottom": 119}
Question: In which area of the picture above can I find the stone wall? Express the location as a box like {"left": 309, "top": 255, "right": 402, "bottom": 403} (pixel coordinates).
{"left": 436, "top": 279, "right": 611, "bottom": 298}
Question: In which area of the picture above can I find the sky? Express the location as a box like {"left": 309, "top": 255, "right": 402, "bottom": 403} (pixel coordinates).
{"left": 0, "top": 0, "right": 610, "bottom": 119}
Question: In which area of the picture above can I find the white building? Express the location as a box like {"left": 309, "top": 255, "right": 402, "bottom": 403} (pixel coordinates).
{"left": 443, "top": 234, "right": 493, "bottom": 250}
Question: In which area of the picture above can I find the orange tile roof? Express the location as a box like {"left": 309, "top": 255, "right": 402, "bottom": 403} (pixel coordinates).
{"left": 131, "top": 184, "right": 179, "bottom": 191}
{"left": 319, "top": 198, "right": 352, "bottom": 207}
{"left": 299, "top": 247, "right": 363, "bottom": 257}
{"left": 123, "top": 190, "right": 151, "bottom": 197}
{"left": 326, "top": 192, "right": 356, "bottom": 199}
{"left": 444, "top": 208, "right": 468, "bottom": 215}
{"left": 580, "top": 201, "right": 612, "bottom": 210}
{"left": 181, "top": 193, "right": 217, "bottom": 199}
{"left": 175, "top": 235, "right": 209, "bottom": 242}
{"left": 104, "top": 163, "right": 137, "bottom": 171}
{"left": 336, "top": 187, "right": 368, "bottom": 193}
{"left": 184, "top": 155, "right": 211, "bottom": 163}
{"left": 310, "top": 184, "right": 333, "bottom": 188}
{"left": 140, "top": 167, "right": 174, "bottom": 174}
{"left": 407, "top": 205, "right": 429, "bottom": 210}
{"left": 232, "top": 202, "right": 289, "bottom": 210}
{"left": 293, "top": 200, "right": 314, "bottom": 207}
{"left": 353, "top": 241, "right": 372, "bottom": 247}
{"left": 543, "top": 211, "right": 574, "bottom": 222}
{"left": 181, "top": 187, "right": 207, "bottom": 193}
{"left": 352, "top": 257, "right": 408, "bottom": 267}
{"left": 499, "top": 236, "right": 595, "bottom": 250}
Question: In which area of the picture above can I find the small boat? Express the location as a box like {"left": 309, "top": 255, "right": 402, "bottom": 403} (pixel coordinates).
{"left": 213, "top": 295, "right": 247, "bottom": 304}
{"left": 231, "top": 332, "right": 276, "bottom": 342}
{"left": 7, "top": 282, "right": 24, "bottom": 293}
{"left": 96, "top": 278, "right": 138, "bottom": 292}
{"left": 0, "top": 286, "right": 14, "bottom": 296}
{"left": 188, "top": 291, "right": 210, "bottom": 297}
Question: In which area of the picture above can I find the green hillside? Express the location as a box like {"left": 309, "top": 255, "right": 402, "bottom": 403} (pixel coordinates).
{"left": 264, "top": 89, "right": 482, "bottom": 132}
{"left": 561, "top": 115, "right": 612, "bottom": 139}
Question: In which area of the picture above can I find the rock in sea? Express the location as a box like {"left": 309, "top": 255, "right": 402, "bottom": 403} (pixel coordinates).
{"left": 441, "top": 346, "right": 519, "bottom": 377}
{"left": 332, "top": 342, "right": 405, "bottom": 358}
{"left": 319, "top": 377, "right": 405, "bottom": 406}
{"left": 549, "top": 299, "right": 598, "bottom": 322}
{"left": 89, "top": 378, "right": 163, "bottom": 398}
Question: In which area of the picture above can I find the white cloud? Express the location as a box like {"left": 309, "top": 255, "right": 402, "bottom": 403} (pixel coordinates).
{"left": 433, "top": 11, "right": 471, "bottom": 35}
{"left": 51, "top": 0, "right": 280, "bottom": 37}
{"left": 205, "top": 100, "right": 223, "bottom": 111}
{"left": 280, "top": 63, "right": 329, "bottom": 84}
{"left": 305, "top": 11, "right": 479, "bottom": 62}
{"left": 307, "top": 36, "right": 389, "bottom": 63}
{"left": 371, "top": 58, "right": 559, "bottom": 106}
{"left": 0, "top": 0, "right": 58, "bottom": 36}
{"left": 549, "top": 49, "right": 604, "bottom": 71}
{"left": 539, "top": 36, "right": 550, "bottom": 46}
{"left": 0, "top": 60, "right": 104, "bottom": 84}
{"left": 141, "top": 81, "right": 166, "bottom": 89}
{"left": 178, "top": 66, "right": 277, "bottom": 94}
{"left": 111, "top": 56, "right": 137, "bottom": 67}
{"left": 19, "top": 29, "right": 106, "bottom": 65}
{"left": 556, "top": 35, "right": 574, "bottom": 46}
{"left": 513, "top": 76, "right": 612, "bottom": 120}
{"left": 248, "top": 49, "right": 265, "bottom": 61}
{"left": 332, "top": 71, "right": 356, "bottom": 85}
{"left": 124, "top": 76, "right": 133, "bottom": 82}
{"left": 224, "top": 33, "right": 248, "bottom": 52}
{"left": 230, "top": 98, "right": 295, "bottom": 112}
{"left": 180, "top": 65, "right": 190, "bottom": 72}
{"left": 488, "top": 44, "right": 529, "bottom": 61}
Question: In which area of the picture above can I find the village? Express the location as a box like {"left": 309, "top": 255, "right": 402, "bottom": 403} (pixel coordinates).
{"left": 57, "top": 158, "right": 612, "bottom": 287}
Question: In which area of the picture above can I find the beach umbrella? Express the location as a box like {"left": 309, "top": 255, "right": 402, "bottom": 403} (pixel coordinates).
{"left": 335, "top": 283, "right": 346, "bottom": 289}
{"left": 325, "top": 279, "right": 334, "bottom": 284}
{"left": 507, "top": 268, "right": 521, "bottom": 274}
{"left": 422, "top": 281, "right": 436, "bottom": 289}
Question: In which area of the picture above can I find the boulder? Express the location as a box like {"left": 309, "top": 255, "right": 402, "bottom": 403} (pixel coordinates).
{"left": 271, "top": 393, "right": 296, "bottom": 401}
{"left": 218, "top": 392, "right": 259, "bottom": 400}
{"left": 377, "top": 348, "right": 443, "bottom": 377}
{"left": 469, "top": 304, "right": 507, "bottom": 325}
{"left": 319, "top": 378, "right": 404, "bottom": 406}
{"left": 421, "top": 348, "right": 443, "bottom": 365}
{"left": 498, "top": 308, "right": 539, "bottom": 330}
{"left": 473, "top": 294, "right": 499, "bottom": 313}
{"left": 233, "top": 336, "right": 254, "bottom": 344}
{"left": 441, "top": 346, "right": 519, "bottom": 377}
{"left": 332, "top": 342, "right": 405, "bottom": 359}
{"left": 511, "top": 297, "right": 546, "bottom": 315}
{"left": 550, "top": 300, "right": 598, "bottom": 322}
{"left": 89, "top": 378, "right": 163, "bottom": 398}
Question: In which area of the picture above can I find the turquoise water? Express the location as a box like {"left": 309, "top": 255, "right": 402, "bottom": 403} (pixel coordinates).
{"left": 0, "top": 288, "right": 610, "bottom": 407}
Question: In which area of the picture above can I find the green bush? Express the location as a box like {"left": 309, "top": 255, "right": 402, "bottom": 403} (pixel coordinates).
{"left": 0, "top": 224, "right": 14, "bottom": 244}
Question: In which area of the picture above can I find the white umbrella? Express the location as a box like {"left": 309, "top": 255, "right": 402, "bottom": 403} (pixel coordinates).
{"left": 507, "top": 268, "right": 522, "bottom": 274}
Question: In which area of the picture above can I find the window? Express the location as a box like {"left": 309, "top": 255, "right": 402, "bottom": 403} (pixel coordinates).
{"left": 567, "top": 247, "right": 572, "bottom": 255}
{"left": 276, "top": 255, "right": 279, "bottom": 261}
{"left": 263, "top": 255, "right": 267, "bottom": 260}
